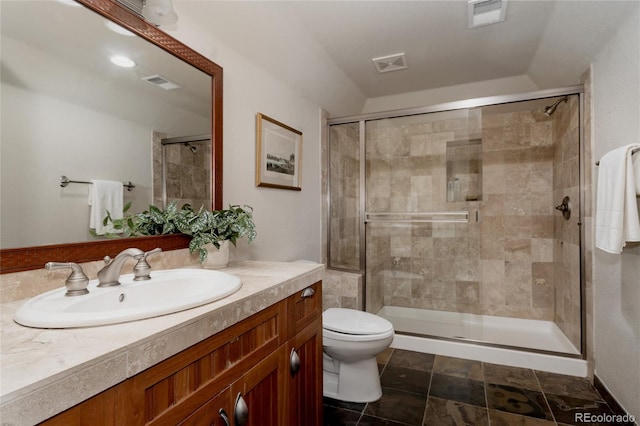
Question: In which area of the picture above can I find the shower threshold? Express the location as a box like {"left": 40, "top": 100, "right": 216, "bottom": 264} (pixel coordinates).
{"left": 377, "top": 306, "right": 587, "bottom": 376}
{"left": 378, "top": 306, "right": 579, "bottom": 354}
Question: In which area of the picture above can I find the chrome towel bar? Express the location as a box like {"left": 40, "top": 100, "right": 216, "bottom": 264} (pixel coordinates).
{"left": 595, "top": 147, "right": 639, "bottom": 166}
{"left": 365, "top": 211, "right": 469, "bottom": 224}
{"left": 59, "top": 175, "right": 135, "bottom": 191}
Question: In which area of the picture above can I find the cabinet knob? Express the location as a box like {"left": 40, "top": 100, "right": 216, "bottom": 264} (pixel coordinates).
{"left": 301, "top": 287, "right": 315, "bottom": 298}
{"left": 234, "top": 392, "right": 249, "bottom": 426}
{"left": 290, "top": 348, "right": 301, "bottom": 376}
{"left": 218, "top": 408, "right": 230, "bottom": 426}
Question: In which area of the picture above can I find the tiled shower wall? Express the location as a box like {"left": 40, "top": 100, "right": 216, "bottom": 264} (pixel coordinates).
{"left": 478, "top": 107, "right": 557, "bottom": 321}
{"left": 329, "top": 123, "right": 360, "bottom": 271}
{"left": 552, "top": 95, "right": 581, "bottom": 348}
{"left": 365, "top": 110, "right": 485, "bottom": 314}
{"left": 152, "top": 133, "right": 211, "bottom": 210}
{"left": 365, "top": 105, "right": 574, "bottom": 324}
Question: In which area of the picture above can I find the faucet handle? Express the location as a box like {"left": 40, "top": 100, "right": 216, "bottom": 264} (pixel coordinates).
{"left": 133, "top": 248, "right": 162, "bottom": 281}
{"left": 45, "top": 262, "right": 90, "bottom": 296}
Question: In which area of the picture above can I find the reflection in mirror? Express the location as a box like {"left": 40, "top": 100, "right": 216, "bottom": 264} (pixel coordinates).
{"left": 1, "top": 0, "right": 209, "bottom": 248}
{"left": 0, "top": 0, "right": 223, "bottom": 273}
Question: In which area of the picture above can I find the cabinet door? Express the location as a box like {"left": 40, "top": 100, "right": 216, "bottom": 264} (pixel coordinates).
{"left": 178, "top": 387, "right": 231, "bottom": 426}
{"left": 230, "top": 346, "right": 286, "bottom": 426}
{"left": 287, "top": 282, "right": 322, "bottom": 338}
{"left": 288, "top": 320, "right": 323, "bottom": 426}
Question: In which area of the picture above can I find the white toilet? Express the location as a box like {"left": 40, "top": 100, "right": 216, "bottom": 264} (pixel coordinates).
{"left": 322, "top": 308, "right": 395, "bottom": 403}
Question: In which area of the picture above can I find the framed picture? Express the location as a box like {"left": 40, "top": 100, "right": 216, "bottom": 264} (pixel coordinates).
{"left": 255, "top": 113, "right": 303, "bottom": 191}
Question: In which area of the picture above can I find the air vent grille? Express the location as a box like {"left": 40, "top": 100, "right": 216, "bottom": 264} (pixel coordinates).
{"left": 372, "top": 53, "right": 408, "bottom": 74}
{"left": 141, "top": 75, "right": 182, "bottom": 90}
{"left": 468, "top": 0, "right": 508, "bottom": 28}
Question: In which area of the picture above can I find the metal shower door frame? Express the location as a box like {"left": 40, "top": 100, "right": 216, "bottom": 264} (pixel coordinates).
{"left": 326, "top": 85, "right": 586, "bottom": 359}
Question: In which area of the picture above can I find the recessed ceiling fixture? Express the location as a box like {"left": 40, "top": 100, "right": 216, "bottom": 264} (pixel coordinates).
{"left": 141, "top": 75, "right": 182, "bottom": 90}
{"left": 372, "top": 53, "right": 408, "bottom": 74}
{"left": 110, "top": 55, "right": 137, "bottom": 68}
{"left": 468, "top": 0, "right": 508, "bottom": 28}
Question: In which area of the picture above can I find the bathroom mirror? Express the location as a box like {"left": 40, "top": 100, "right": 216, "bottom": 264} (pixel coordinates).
{"left": 0, "top": 0, "right": 223, "bottom": 273}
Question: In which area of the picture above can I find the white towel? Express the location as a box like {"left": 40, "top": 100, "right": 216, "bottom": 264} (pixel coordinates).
{"left": 633, "top": 149, "right": 640, "bottom": 195}
{"left": 595, "top": 144, "right": 640, "bottom": 253}
{"left": 89, "top": 179, "right": 124, "bottom": 235}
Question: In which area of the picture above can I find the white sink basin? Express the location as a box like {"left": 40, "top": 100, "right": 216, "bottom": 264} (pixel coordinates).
{"left": 14, "top": 269, "right": 242, "bottom": 328}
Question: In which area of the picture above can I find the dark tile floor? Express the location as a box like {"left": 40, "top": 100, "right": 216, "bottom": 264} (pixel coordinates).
{"left": 323, "top": 348, "right": 635, "bottom": 426}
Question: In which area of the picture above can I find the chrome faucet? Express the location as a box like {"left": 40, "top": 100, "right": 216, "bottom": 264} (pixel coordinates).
{"left": 97, "top": 248, "right": 144, "bottom": 287}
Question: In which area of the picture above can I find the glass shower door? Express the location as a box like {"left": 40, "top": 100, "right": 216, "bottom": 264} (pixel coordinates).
{"left": 364, "top": 109, "right": 482, "bottom": 330}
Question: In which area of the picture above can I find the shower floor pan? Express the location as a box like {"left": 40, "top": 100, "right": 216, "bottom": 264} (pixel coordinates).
{"left": 377, "top": 305, "right": 587, "bottom": 377}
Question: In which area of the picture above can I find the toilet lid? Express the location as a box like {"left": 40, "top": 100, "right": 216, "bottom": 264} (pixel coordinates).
{"left": 323, "top": 308, "right": 393, "bottom": 335}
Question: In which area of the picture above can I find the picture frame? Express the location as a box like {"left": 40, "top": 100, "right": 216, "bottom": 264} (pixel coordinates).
{"left": 255, "top": 113, "right": 303, "bottom": 191}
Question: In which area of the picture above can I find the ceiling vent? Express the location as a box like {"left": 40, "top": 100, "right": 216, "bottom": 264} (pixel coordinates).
{"left": 372, "top": 53, "right": 408, "bottom": 74}
{"left": 141, "top": 75, "right": 182, "bottom": 90}
{"left": 468, "top": 0, "right": 508, "bottom": 28}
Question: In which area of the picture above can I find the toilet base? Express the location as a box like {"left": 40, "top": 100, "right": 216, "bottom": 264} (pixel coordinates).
{"left": 322, "top": 356, "right": 382, "bottom": 403}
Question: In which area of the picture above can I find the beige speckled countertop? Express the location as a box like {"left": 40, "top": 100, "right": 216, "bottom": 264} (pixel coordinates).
{"left": 0, "top": 260, "right": 324, "bottom": 425}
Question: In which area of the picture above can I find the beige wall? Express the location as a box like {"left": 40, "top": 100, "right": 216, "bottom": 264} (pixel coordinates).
{"left": 361, "top": 75, "right": 539, "bottom": 114}
{"left": 591, "top": 5, "right": 640, "bottom": 419}
{"left": 167, "top": 9, "right": 325, "bottom": 263}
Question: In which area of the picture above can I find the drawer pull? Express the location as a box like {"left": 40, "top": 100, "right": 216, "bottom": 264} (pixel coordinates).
{"left": 234, "top": 392, "right": 249, "bottom": 426}
{"left": 301, "top": 287, "right": 315, "bottom": 298}
{"left": 218, "top": 408, "right": 230, "bottom": 426}
{"left": 290, "top": 348, "right": 301, "bottom": 376}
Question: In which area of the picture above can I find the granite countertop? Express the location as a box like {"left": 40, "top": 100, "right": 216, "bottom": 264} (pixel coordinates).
{"left": 0, "top": 260, "right": 325, "bottom": 425}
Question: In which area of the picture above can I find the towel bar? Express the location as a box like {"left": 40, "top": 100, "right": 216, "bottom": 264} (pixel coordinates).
{"left": 59, "top": 175, "right": 135, "bottom": 191}
{"left": 596, "top": 147, "right": 639, "bottom": 166}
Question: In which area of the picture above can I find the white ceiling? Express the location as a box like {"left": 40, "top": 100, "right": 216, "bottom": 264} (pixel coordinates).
{"left": 176, "top": 0, "right": 638, "bottom": 104}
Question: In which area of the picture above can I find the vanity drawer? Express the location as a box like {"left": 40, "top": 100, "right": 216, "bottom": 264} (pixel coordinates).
{"left": 128, "top": 301, "right": 287, "bottom": 425}
{"left": 287, "top": 281, "right": 322, "bottom": 338}
{"left": 42, "top": 301, "right": 287, "bottom": 426}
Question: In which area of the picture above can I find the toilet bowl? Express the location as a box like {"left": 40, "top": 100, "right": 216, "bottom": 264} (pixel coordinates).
{"left": 322, "top": 308, "right": 394, "bottom": 403}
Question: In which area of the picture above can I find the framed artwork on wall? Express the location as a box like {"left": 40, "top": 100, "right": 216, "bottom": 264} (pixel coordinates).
{"left": 255, "top": 113, "right": 303, "bottom": 191}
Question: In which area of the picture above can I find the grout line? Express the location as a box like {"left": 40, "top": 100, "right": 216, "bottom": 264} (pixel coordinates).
{"left": 481, "top": 361, "right": 492, "bottom": 426}
{"left": 378, "top": 347, "right": 393, "bottom": 378}
{"left": 533, "top": 369, "right": 559, "bottom": 425}
{"left": 421, "top": 355, "right": 436, "bottom": 425}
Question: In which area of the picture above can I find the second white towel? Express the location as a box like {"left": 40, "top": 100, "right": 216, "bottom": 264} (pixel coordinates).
{"left": 89, "top": 179, "right": 124, "bottom": 235}
{"left": 595, "top": 144, "right": 640, "bottom": 253}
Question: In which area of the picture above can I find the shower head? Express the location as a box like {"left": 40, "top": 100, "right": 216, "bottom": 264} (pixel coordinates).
{"left": 544, "top": 96, "right": 568, "bottom": 116}
{"left": 184, "top": 142, "right": 197, "bottom": 153}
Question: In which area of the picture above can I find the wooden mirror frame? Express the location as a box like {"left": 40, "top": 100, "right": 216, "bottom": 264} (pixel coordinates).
{"left": 0, "top": 0, "right": 223, "bottom": 274}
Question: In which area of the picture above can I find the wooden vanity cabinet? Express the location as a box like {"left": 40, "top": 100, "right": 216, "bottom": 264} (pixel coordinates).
{"left": 286, "top": 282, "right": 323, "bottom": 426}
{"left": 40, "top": 281, "right": 322, "bottom": 426}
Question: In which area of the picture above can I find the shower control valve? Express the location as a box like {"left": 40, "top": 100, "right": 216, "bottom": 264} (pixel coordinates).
{"left": 555, "top": 196, "right": 571, "bottom": 220}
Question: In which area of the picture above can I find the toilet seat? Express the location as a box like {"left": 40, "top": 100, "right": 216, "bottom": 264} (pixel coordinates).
{"left": 323, "top": 308, "right": 394, "bottom": 341}
{"left": 324, "top": 327, "right": 395, "bottom": 342}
